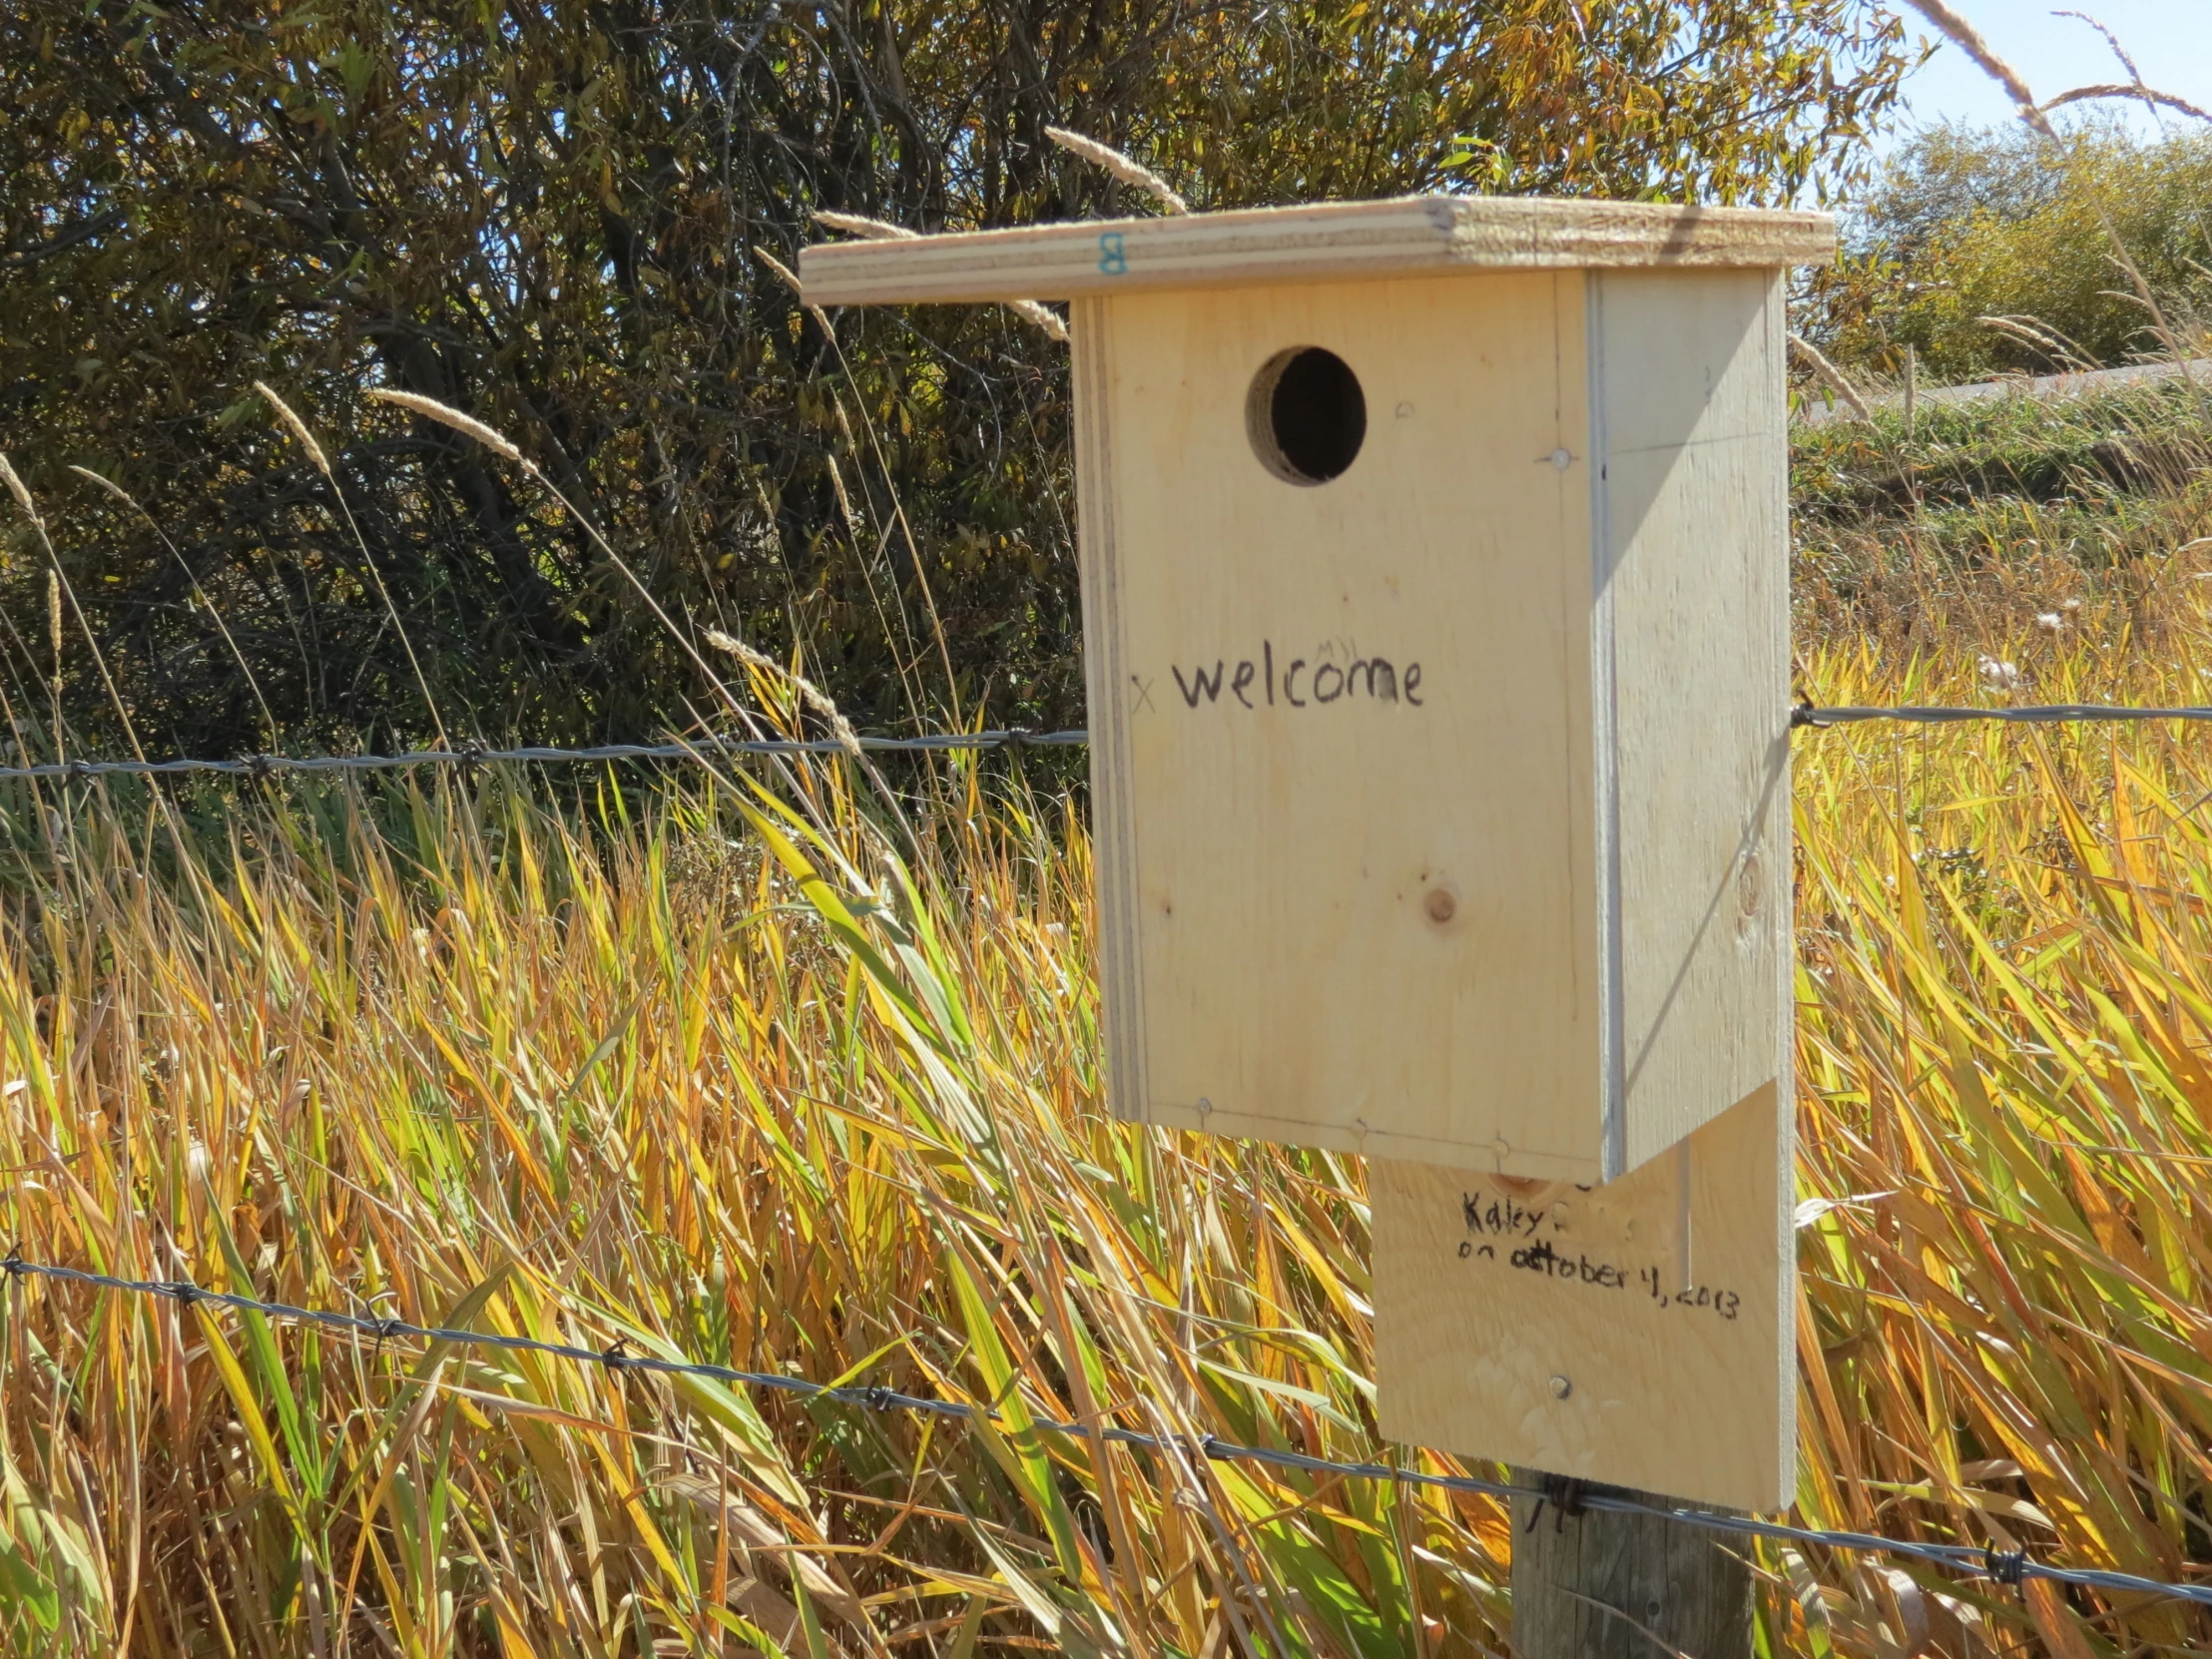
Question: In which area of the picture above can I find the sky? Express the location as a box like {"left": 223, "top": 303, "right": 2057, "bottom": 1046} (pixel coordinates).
{"left": 1885, "top": 1, "right": 2212, "bottom": 151}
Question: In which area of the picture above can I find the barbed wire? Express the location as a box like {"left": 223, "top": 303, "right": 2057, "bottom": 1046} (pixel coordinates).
{"left": 0, "top": 729, "right": 1088, "bottom": 784}
{"left": 4, "top": 702, "right": 2209, "bottom": 785}
{"left": 4, "top": 1251, "right": 2206, "bottom": 1611}
{"left": 1796, "top": 703, "right": 2212, "bottom": 728}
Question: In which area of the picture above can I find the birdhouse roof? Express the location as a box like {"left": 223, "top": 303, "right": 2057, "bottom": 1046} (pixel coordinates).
{"left": 798, "top": 195, "right": 1835, "bottom": 307}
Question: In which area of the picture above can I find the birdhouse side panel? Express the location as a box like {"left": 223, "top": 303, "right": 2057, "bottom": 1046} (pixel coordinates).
{"left": 1590, "top": 269, "right": 1793, "bottom": 1177}
{"left": 1071, "top": 299, "right": 1150, "bottom": 1135}
{"left": 1074, "top": 274, "right": 1604, "bottom": 1179}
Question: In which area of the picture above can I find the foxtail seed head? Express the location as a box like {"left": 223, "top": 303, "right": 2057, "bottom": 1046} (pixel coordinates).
{"left": 254, "top": 381, "right": 332, "bottom": 476}
{"left": 366, "top": 389, "right": 523, "bottom": 463}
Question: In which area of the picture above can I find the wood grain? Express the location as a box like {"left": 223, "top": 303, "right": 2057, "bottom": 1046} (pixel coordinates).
{"left": 801, "top": 196, "right": 1835, "bottom": 306}
{"left": 1509, "top": 1471, "right": 1754, "bottom": 1659}
{"left": 1075, "top": 264, "right": 1789, "bottom": 1178}
{"left": 1590, "top": 268, "right": 1794, "bottom": 1175}
{"left": 1372, "top": 1081, "right": 1794, "bottom": 1513}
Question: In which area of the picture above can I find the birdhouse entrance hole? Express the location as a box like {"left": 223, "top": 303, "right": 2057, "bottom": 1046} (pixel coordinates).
{"left": 1247, "top": 346, "right": 1366, "bottom": 485}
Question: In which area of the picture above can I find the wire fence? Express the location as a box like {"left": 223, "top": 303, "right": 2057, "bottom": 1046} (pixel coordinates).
{"left": 8, "top": 700, "right": 2212, "bottom": 1614}
{"left": 1795, "top": 702, "right": 2212, "bottom": 727}
{"left": 2, "top": 701, "right": 2209, "bottom": 786}
{"left": 3, "top": 1251, "right": 2205, "bottom": 1610}
{"left": 0, "top": 728, "right": 1088, "bottom": 784}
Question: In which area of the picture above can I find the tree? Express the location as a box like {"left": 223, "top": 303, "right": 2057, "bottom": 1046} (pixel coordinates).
{"left": 0, "top": 0, "right": 1910, "bottom": 757}
{"left": 1803, "top": 119, "right": 2212, "bottom": 379}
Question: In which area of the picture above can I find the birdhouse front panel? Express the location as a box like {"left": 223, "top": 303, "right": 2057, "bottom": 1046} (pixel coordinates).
{"left": 1074, "top": 271, "right": 1606, "bottom": 1180}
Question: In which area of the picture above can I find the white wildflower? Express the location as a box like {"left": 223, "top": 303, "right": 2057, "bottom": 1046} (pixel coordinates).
{"left": 1977, "top": 655, "right": 2021, "bottom": 692}
{"left": 2034, "top": 612, "right": 2064, "bottom": 632}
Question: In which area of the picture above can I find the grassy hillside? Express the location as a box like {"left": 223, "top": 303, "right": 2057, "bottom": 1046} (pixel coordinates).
{"left": 1, "top": 384, "right": 2211, "bottom": 1656}
{"left": 1794, "top": 373, "right": 2212, "bottom": 660}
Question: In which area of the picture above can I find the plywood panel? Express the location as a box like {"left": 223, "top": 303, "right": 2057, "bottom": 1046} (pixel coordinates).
{"left": 1590, "top": 271, "right": 1793, "bottom": 1174}
{"left": 1077, "top": 272, "right": 1605, "bottom": 1181}
{"left": 1373, "top": 1081, "right": 1793, "bottom": 1513}
{"left": 1071, "top": 254, "right": 1794, "bottom": 1182}
{"left": 802, "top": 197, "right": 1836, "bottom": 306}
{"left": 1071, "top": 295, "right": 1148, "bottom": 1133}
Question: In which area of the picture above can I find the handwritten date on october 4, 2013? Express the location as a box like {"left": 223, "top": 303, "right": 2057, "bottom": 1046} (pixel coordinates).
{"left": 1454, "top": 1190, "right": 1743, "bottom": 1323}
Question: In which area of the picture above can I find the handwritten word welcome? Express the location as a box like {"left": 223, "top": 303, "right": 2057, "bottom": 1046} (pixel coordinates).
{"left": 1166, "top": 643, "right": 1423, "bottom": 711}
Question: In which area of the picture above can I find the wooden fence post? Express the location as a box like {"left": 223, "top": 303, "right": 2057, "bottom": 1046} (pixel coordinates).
{"left": 1510, "top": 1471, "right": 1753, "bottom": 1659}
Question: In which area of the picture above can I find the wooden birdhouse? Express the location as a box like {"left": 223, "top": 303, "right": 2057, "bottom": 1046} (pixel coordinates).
{"left": 804, "top": 197, "right": 1832, "bottom": 1187}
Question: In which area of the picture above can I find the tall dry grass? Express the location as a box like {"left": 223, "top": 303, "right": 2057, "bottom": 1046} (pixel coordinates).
{"left": 0, "top": 711, "right": 1493, "bottom": 1659}
{"left": 1792, "top": 654, "right": 2212, "bottom": 1656}
{"left": 1, "top": 597, "right": 2212, "bottom": 1654}
{"left": 1, "top": 335, "right": 2210, "bottom": 1654}
{"left": 1792, "top": 372, "right": 2212, "bottom": 656}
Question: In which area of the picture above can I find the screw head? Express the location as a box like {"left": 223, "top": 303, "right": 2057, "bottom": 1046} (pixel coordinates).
{"left": 1424, "top": 887, "right": 1457, "bottom": 924}
{"left": 1549, "top": 1375, "right": 1572, "bottom": 1400}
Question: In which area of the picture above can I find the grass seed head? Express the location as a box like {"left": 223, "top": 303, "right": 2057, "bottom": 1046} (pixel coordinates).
{"left": 0, "top": 454, "right": 36, "bottom": 521}
{"left": 254, "top": 381, "right": 332, "bottom": 477}
{"left": 813, "top": 210, "right": 917, "bottom": 241}
{"left": 1044, "top": 126, "right": 1190, "bottom": 215}
{"left": 753, "top": 245, "right": 804, "bottom": 296}
{"left": 366, "top": 388, "right": 523, "bottom": 462}
{"left": 706, "top": 628, "right": 862, "bottom": 758}
{"left": 66, "top": 465, "right": 135, "bottom": 506}
{"left": 1007, "top": 298, "right": 1069, "bottom": 342}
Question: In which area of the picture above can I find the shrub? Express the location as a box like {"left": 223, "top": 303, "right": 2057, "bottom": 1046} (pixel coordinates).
{"left": 1806, "top": 119, "right": 2212, "bottom": 381}
{"left": 0, "top": 0, "right": 1911, "bottom": 757}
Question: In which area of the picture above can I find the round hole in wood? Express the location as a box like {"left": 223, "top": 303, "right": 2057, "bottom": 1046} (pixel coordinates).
{"left": 1247, "top": 346, "right": 1366, "bottom": 484}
